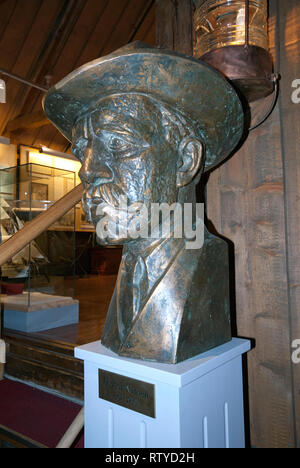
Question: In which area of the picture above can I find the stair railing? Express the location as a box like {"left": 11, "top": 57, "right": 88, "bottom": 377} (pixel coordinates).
{"left": 0, "top": 184, "right": 84, "bottom": 266}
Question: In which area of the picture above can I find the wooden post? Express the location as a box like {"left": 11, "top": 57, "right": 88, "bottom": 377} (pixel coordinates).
{"left": 156, "top": 0, "right": 194, "bottom": 55}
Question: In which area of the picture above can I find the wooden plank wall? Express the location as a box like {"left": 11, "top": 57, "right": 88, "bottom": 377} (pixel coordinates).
{"left": 277, "top": 0, "right": 300, "bottom": 447}
{"left": 206, "top": 0, "right": 300, "bottom": 448}
{"left": 156, "top": 0, "right": 300, "bottom": 448}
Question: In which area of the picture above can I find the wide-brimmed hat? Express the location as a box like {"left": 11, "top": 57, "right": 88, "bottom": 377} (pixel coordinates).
{"left": 43, "top": 42, "right": 244, "bottom": 171}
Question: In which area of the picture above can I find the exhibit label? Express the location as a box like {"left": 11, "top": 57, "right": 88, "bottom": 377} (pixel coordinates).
{"left": 99, "top": 369, "right": 155, "bottom": 418}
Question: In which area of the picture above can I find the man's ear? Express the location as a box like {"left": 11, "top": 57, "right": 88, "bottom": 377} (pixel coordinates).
{"left": 176, "top": 137, "right": 204, "bottom": 188}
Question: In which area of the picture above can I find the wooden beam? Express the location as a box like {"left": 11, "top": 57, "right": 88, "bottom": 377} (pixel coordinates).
{"left": 100, "top": 0, "right": 154, "bottom": 56}
{"left": 156, "top": 0, "right": 194, "bottom": 55}
{"left": 6, "top": 110, "right": 50, "bottom": 132}
{"left": 0, "top": 0, "right": 62, "bottom": 135}
{"left": 32, "top": 0, "right": 155, "bottom": 151}
{"left": 0, "top": 0, "right": 86, "bottom": 136}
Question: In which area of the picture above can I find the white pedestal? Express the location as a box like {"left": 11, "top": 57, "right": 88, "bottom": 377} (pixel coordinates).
{"left": 75, "top": 338, "right": 251, "bottom": 449}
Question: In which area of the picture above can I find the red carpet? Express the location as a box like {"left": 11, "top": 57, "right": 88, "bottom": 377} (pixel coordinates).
{"left": 0, "top": 379, "right": 84, "bottom": 448}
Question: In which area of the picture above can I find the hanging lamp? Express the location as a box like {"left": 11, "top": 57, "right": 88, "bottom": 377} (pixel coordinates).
{"left": 194, "top": 0, "right": 277, "bottom": 105}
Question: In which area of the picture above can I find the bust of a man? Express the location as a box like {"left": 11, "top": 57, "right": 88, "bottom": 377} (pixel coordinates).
{"left": 44, "top": 42, "right": 244, "bottom": 364}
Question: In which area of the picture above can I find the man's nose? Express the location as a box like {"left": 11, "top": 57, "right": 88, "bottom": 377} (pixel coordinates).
{"left": 79, "top": 150, "right": 113, "bottom": 188}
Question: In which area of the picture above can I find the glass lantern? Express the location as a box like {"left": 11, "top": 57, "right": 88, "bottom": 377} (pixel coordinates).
{"left": 194, "top": 0, "right": 274, "bottom": 102}
{"left": 195, "top": 0, "right": 268, "bottom": 56}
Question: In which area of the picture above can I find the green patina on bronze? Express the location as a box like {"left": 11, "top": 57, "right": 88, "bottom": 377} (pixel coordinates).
{"left": 43, "top": 42, "right": 244, "bottom": 364}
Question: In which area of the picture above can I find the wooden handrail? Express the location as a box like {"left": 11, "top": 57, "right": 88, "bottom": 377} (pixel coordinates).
{"left": 0, "top": 184, "right": 84, "bottom": 267}
{"left": 0, "top": 339, "right": 5, "bottom": 380}
{"left": 56, "top": 407, "right": 84, "bottom": 448}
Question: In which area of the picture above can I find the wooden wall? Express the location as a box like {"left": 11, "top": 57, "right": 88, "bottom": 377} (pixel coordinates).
{"left": 156, "top": 0, "right": 300, "bottom": 448}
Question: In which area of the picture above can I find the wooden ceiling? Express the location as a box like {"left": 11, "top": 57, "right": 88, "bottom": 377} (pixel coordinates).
{"left": 0, "top": 0, "right": 156, "bottom": 152}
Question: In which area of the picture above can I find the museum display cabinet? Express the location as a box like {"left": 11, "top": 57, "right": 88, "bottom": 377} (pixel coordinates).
{"left": 0, "top": 163, "right": 79, "bottom": 333}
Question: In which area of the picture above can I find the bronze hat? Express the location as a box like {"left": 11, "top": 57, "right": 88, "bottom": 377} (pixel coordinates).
{"left": 43, "top": 42, "right": 244, "bottom": 171}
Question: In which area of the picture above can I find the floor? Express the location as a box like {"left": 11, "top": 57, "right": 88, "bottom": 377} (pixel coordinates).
{"left": 29, "top": 274, "right": 117, "bottom": 346}
{"left": 0, "top": 379, "right": 83, "bottom": 448}
{"left": 0, "top": 274, "right": 117, "bottom": 448}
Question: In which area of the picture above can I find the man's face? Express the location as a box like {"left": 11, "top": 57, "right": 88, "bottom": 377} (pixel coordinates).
{"left": 72, "top": 95, "right": 179, "bottom": 245}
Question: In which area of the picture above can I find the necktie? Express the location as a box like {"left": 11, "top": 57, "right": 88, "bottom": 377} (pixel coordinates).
{"left": 132, "top": 254, "right": 148, "bottom": 321}
{"left": 117, "top": 252, "right": 148, "bottom": 340}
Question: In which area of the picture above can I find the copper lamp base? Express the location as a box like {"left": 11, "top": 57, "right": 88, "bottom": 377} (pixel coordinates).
{"left": 200, "top": 45, "right": 274, "bottom": 103}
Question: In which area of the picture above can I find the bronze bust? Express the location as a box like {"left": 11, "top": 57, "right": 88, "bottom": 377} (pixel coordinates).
{"left": 43, "top": 42, "right": 244, "bottom": 364}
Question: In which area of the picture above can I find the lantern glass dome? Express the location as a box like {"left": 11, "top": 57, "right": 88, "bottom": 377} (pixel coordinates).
{"left": 194, "top": 0, "right": 268, "bottom": 57}
{"left": 194, "top": 0, "right": 274, "bottom": 103}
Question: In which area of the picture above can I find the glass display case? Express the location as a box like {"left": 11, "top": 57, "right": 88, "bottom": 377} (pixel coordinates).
{"left": 0, "top": 163, "right": 79, "bottom": 332}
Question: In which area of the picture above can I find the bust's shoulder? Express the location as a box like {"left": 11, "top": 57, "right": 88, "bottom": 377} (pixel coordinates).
{"left": 203, "top": 231, "right": 229, "bottom": 253}
{"left": 178, "top": 231, "right": 228, "bottom": 261}
{"left": 164, "top": 232, "right": 229, "bottom": 285}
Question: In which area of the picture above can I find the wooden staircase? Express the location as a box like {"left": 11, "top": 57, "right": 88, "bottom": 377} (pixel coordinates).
{"left": 3, "top": 330, "right": 84, "bottom": 400}
{"left": 0, "top": 424, "right": 47, "bottom": 448}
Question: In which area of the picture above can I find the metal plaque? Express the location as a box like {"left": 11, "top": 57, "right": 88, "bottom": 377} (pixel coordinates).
{"left": 98, "top": 369, "right": 155, "bottom": 418}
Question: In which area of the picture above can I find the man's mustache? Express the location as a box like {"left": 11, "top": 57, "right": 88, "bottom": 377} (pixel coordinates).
{"left": 82, "top": 184, "right": 125, "bottom": 219}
